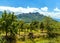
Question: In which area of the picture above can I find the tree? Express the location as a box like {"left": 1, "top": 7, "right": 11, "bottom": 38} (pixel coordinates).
{"left": 28, "top": 21, "right": 39, "bottom": 41}
{"left": 9, "top": 12, "right": 18, "bottom": 36}
{"left": 9, "top": 22, "right": 18, "bottom": 36}
{"left": 40, "top": 22, "right": 44, "bottom": 33}
{"left": 1, "top": 10, "right": 8, "bottom": 37}
{"left": 30, "top": 21, "right": 39, "bottom": 32}
{"left": 45, "top": 17, "right": 53, "bottom": 32}
{"left": 45, "top": 17, "right": 54, "bottom": 38}
{"left": 18, "top": 20, "right": 25, "bottom": 36}
{"left": 1, "top": 11, "right": 18, "bottom": 37}
{"left": 0, "top": 11, "right": 19, "bottom": 43}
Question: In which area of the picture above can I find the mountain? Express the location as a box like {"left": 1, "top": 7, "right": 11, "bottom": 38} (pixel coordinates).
{"left": 0, "top": 11, "right": 58, "bottom": 22}
{"left": 53, "top": 18, "right": 60, "bottom": 22}
{"left": 0, "top": 11, "right": 3, "bottom": 18}
{"left": 17, "top": 12, "right": 45, "bottom": 22}
{"left": 16, "top": 12, "right": 56, "bottom": 22}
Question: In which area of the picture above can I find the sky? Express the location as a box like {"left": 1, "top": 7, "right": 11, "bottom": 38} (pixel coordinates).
{"left": 0, "top": 0, "right": 60, "bottom": 19}
{"left": 0, "top": 0, "right": 60, "bottom": 10}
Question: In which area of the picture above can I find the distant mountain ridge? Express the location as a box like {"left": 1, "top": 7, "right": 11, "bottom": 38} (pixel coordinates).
{"left": 53, "top": 18, "right": 60, "bottom": 22}
{"left": 16, "top": 12, "right": 56, "bottom": 22}
{"left": 0, "top": 11, "right": 59, "bottom": 22}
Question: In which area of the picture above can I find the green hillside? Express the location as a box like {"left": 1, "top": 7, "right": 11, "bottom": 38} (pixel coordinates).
{"left": 17, "top": 12, "right": 45, "bottom": 22}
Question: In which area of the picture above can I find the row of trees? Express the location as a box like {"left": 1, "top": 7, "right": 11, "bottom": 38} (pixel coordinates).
{"left": 0, "top": 11, "right": 59, "bottom": 43}
{"left": 0, "top": 11, "right": 57, "bottom": 35}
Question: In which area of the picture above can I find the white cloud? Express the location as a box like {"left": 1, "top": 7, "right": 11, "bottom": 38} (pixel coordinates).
{"left": 54, "top": 8, "right": 60, "bottom": 12}
{"left": 0, "top": 6, "right": 60, "bottom": 19}
{"left": 0, "top": 6, "right": 39, "bottom": 13}
{"left": 41, "top": 7, "right": 48, "bottom": 11}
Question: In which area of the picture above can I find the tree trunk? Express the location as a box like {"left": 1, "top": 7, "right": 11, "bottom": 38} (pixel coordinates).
{"left": 6, "top": 28, "right": 8, "bottom": 37}
{"left": 19, "top": 29, "right": 20, "bottom": 36}
{"left": 41, "top": 28, "right": 43, "bottom": 33}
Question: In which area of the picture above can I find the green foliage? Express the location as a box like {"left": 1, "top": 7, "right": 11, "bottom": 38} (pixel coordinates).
{"left": 0, "top": 11, "right": 60, "bottom": 43}
{"left": 30, "top": 21, "right": 39, "bottom": 31}
{"left": 40, "top": 22, "right": 44, "bottom": 32}
{"left": 0, "top": 10, "right": 18, "bottom": 36}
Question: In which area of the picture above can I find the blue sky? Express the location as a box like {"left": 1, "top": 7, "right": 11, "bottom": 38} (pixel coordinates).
{"left": 0, "top": 0, "right": 60, "bottom": 19}
{"left": 0, "top": 0, "right": 60, "bottom": 10}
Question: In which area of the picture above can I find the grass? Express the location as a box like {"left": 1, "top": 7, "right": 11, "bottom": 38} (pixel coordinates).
{"left": 0, "top": 30, "right": 60, "bottom": 43}
{"left": 16, "top": 35, "right": 60, "bottom": 43}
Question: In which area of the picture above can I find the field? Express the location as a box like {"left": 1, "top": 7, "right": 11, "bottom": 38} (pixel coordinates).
{"left": 0, "top": 29, "right": 60, "bottom": 43}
